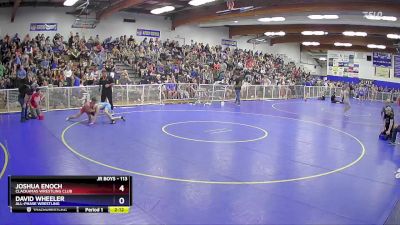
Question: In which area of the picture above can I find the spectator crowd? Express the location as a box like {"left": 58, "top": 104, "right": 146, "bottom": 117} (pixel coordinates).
{"left": 0, "top": 32, "right": 308, "bottom": 90}
{"left": 313, "top": 79, "right": 400, "bottom": 100}
{"left": 0, "top": 32, "right": 399, "bottom": 98}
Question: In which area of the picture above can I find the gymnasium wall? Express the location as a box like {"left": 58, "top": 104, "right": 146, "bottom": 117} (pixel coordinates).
{"left": 0, "top": 7, "right": 266, "bottom": 51}
{"left": 0, "top": 7, "right": 321, "bottom": 69}
{"left": 0, "top": 7, "right": 228, "bottom": 47}
{"left": 327, "top": 50, "right": 398, "bottom": 83}
{"left": 321, "top": 64, "right": 328, "bottom": 76}
{"left": 299, "top": 51, "right": 324, "bottom": 75}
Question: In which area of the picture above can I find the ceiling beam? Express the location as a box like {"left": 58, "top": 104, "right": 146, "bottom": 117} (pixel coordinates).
{"left": 302, "top": 44, "right": 397, "bottom": 53}
{"left": 0, "top": 1, "right": 64, "bottom": 8}
{"left": 172, "top": 1, "right": 400, "bottom": 29}
{"left": 96, "top": 0, "right": 146, "bottom": 20}
{"left": 270, "top": 34, "right": 396, "bottom": 46}
{"left": 229, "top": 24, "right": 400, "bottom": 37}
{"left": 11, "top": 0, "right": 22, "bottom": 22}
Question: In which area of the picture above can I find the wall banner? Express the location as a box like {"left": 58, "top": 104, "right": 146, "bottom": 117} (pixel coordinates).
{"left": 373, "top": 52, "right": 392, "bottom": 68}
{"left": 136, "top": 29, "right": 160, "bottom": 38}
{"left": 30, "top": 23, "right": 57, "bottom": 31}
{"left": 394, "top": 55, "right": 400, "bottom": 78}
{"left": 221, "top": 39, "right": 237, "bottom": 47}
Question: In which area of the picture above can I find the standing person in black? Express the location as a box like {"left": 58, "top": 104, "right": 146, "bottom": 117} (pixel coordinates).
{"left": 234, "top": 75, "right": 242, "bottom": 105}
{"left": 99, "top": 69, "right": 114, "bottom": 110}
{"left": 18, "top": 79, "right": 33, "bottom": 122}
{"left": 381, "top": 101, "right": 394, "bottom": 141}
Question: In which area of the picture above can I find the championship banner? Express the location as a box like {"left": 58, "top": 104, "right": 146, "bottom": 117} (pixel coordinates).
{"left": 221, "top": 39, "right": 237, "bottom": 47}
{"left": 327, "top": 50, "right": 358, "bottom": 77}
{"left": 30, "top": 23, "right": 57, "bottom": 32}
{"left": 375, "top": 67, "right": 390, "bottom": 78}
{"left": 373, "top": 52, "right": 392, "bottom": 68}
{"left": 71, "top": 19, "right": 98, "bottom": 29}
{"left": 136, "top": 29, "right": 160, "bottom": 38}
{"left": 395, "top": 55, "right": 400, "bottom": 78}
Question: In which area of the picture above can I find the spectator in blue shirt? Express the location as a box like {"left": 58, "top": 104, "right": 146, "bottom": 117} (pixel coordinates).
{"left": 14, "top": 55, "right": 21, "bottom": 66}
{"left": 16, "top": 65, "right": 27, "bottom": 79}
{"left": 73, "top": 75, "right": 80, "bottom": 86}
{"left": 190, "top": 69, "right": 199, "bottom": 78}
{"left": 171, "top": 64, "right": 179, "bottom": 74}
{"left": 157, "top": 65, "right": 164, "bottom": 74}
{"left": 40, "top": 57, "right": 50, "bottom": 69}
{"left": 165, "top": 78, "right": 177, "bottom": 99}
{"left": 12, "top": 33, "right": 20, "bottom": 44}
{"left": 51, "top": 60, "right": 58, "bottom": 70}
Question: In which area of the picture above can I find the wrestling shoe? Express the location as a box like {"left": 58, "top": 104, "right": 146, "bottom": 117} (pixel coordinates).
{"left": 389, "top": 141, "right": 400, "bottom": 145}
{"left": 111, "top": 120, "right": 116, "bottom": 124}
{"left": 121, "top": 116, "right": 126, "bottom": 122}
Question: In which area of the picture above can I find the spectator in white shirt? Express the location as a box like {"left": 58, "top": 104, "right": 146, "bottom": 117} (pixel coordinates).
{"left": 64, "top": 66, "right": 73, "bottom": 86}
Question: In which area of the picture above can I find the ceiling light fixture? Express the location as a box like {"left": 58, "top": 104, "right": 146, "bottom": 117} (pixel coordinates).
{"left": 367, "top": 44, "right": 386, "bottom": 49}
{"left": 64, "top": 0, "right": 79, "bottom": 6}
{"left": 334, "top": 42, "right": 353, "bottom": 47}
{"left": 302, "top": 42, "right": 320, "bottom": 46}
{"left": 301, "top": 31, "right": 328, "bottom": 36}
{"left": 319, "top": 57, "right": 327, "bottom": 61}
{"left": 387, "top": 34, "right": 400, "bottom": 39}
{"left": 150, "top": 6, "right": 175, "bottom": 15}
{"left": 258, "top": 17, "right": 285, "bottom": 22}
{"left": 188, "top": 0, "right": 216, "bottom": 6}
{"left": 364, "top": 15, "right": 397, "bottom": 21}
{"left": 264, "top": 31, "right": 286, "bottom": 36}
{"left": 308, "top": 15, "right": 339, "bottom": 20}
{"left": 343, "top": 31, "right": 367, "bottom": 37}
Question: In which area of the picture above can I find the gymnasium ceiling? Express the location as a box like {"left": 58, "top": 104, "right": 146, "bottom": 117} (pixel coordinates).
{"left": 1, "top": 0, "right": 400, "bottom": 53}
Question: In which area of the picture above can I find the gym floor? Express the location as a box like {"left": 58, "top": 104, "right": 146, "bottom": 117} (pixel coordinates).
{"left": 0, "top": 99, "right": 399, "bottom": 225}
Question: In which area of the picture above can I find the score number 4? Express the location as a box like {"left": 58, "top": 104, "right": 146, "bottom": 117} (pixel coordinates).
{"left": 118, "top": 185, "right": 126, "bottom": 205}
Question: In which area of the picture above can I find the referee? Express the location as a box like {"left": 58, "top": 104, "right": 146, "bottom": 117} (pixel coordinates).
{"left": 99, "top": 69, "right": 114, "bottom": 110}
{"left": 234, "top": 75, "right": 242, "bottom": 105}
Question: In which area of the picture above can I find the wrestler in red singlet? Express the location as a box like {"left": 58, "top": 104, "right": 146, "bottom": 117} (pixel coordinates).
{"left": 66, "top": 97, "right": 98, "bottom": 122}
{"left": 80, "top": 101, "right": 96, "bottom": 115}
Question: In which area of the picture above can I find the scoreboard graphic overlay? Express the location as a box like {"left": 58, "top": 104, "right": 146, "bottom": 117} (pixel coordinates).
{"left": 8, "top": 176, "right": 132, "bottom": 213}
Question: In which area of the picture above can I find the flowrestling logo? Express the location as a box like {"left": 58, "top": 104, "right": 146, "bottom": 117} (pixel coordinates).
{"left": 221, "top": 39, "right": 237, "bottom": 47}
{"left": 136, "top": 29, "right": 160, "bottom": 38}
{"left": 30, "top": 23, "right": 57, "bottom": 32}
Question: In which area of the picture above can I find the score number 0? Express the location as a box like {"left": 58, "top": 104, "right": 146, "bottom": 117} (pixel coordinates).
{"left": 118, "top": 185, "right": 126, "bottom": 205}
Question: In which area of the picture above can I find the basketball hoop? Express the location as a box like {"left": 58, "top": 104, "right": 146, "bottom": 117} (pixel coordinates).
{"left": 227, "top": 0, "right": 235, "bottom": 10}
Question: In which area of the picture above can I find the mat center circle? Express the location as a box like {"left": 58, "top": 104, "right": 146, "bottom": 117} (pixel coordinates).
{"left": 162, "top": 121, "right": 268, "bottom": 143}
{"left": 61, "top": 109, "right": 366, "bottom": 184}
